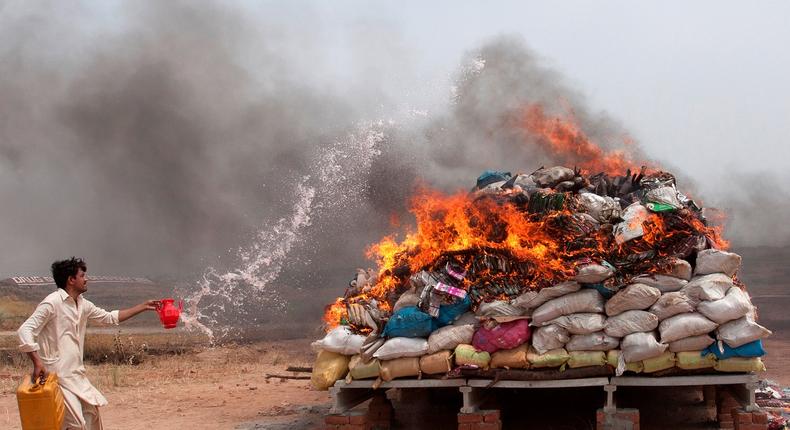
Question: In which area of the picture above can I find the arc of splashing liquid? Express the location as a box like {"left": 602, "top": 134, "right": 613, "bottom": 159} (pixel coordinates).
{"left": 181, "top": 180, "right": 316, "bottom": 341}
{"left": 178, "top": 123, "right": 387, "bottom": 341}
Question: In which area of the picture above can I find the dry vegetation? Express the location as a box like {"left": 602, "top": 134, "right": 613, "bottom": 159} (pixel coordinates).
{"left": 1, "top": 336, "right": 326, "bottom": 430}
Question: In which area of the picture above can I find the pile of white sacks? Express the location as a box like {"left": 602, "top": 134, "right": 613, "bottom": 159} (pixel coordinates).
{"left": 524, "top": 248, "right": 771, "bottom": 375}
{"left": 311, "top": 249, "right": 771, "bottom": 389}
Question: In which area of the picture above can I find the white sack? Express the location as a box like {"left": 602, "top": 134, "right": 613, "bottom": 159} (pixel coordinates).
{"left": 621, "top": 331, "right": 668, "bottom": 363}
{"left": 659, "top": 313, "right": 718, "bottom": 343}
{"left": 605, "top": 283, "right": 661, "bottom": 316}
{"left": 373, "top": 337, "right": 429, "bottom": 361}
{"left": 575, "top": 264, "right": 614, "bottom": 284}
{"left": 565, "top": 331, "right": 620, "bottom": 352}
{"left": 604, "top": 310, "right": 659, "bottom": 338}
{"left": 649, "top": 292, "right": 696, "bottom": 321}
{"left": 697, "top": 287, "right": 753, "bottom": 325}
{"left": 540, "top": 313, "right": 606, "bottom": 335}
{"left": 532, "top": 324, "right": 571, "bottom": 355}
{"left": 717, "top": 316, "right": 772, "bottom": 348}
{"left": 695, "top": 249, "right": 742, "bottom": 277}
{"left": 311, "top": 326, "right": 366, "bottom": 355}
{"left": 630, "top": 274, "right": 687, "bottom": 293}
{"left": 477, "top": 300, "right": 523, "bottom": 317}
{"left": 659, "top": 258, "right": 693, "bottom": 281}
{"left": 682, "top": 274, "right": 733, "bottom": 301}
{"left": 512, "top": 281, "right": 580, "bottom": 311}
{"left": 668, "top": 334, "right": 715, "bottom": 353}
{"left": 452, "top": 312, "right": 480, "bottom": 327}
{"left": 532, "top": 166, "right": 575, "bottom": 187}
{"left": 393, "top": 291, "right": 420, "bottom": 313}
{"left": 427, "top": 324, "right": 475, "bottom": 354}
{"left": 531, "top": 289, "right": 605, "bottom": 325}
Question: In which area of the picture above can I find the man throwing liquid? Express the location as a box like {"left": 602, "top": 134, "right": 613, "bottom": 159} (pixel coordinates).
{"left": 17, "top": 257, "right": 159, "bottom": 429}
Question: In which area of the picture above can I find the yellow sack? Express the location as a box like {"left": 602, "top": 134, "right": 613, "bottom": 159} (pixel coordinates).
{"left": 348, "top": 355, "right": 380, "bottom": 380}
{"left": 490, "top": 344, "right": 529, "bottom": 369}
{"left": 455, "top": 344, "right": 491, "bottom": 369}
{"left": 527, "top": 347, "right": 570, "bottom": 369}
{"left": 642, "top": 351, "right": 675, "bottom": 373}
{"left": 380, "top": 357, "right": 421, "bottom": 381}
{"left": 567, "top": 351, "right": 606, "bottom": 368}
{"left": 676, "top": 351, "right": 716, "bottom": 370}
{"left": 420, "top": 350, "right": 453, "bottom": 375}
{"left": 606, "top": 350, "right": 643, "bottom": 373}
{"left": 714, "top": 357, "right": 766, "bottom": 373}
{"left": 311, "top": 350, "right": 350, "bottom": 390}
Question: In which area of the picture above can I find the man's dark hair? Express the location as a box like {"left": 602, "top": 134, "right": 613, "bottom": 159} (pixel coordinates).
{"left": 51, "top": 257, "right": 87, "bottom": 289}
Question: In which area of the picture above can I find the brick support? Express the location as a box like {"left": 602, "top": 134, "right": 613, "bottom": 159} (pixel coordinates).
{"left": 596, "top": 408, "right": 640, "bottom": 430}
{"left": 325, "top": 394, "right": 394, "bottom": 430}
{"left": 458, "top": 409, "right": 502, "bottom": 430}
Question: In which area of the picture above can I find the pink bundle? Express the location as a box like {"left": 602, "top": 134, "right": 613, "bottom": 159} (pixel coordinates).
{"left": 472, "top": 319, "right": 531, "bottom": 353}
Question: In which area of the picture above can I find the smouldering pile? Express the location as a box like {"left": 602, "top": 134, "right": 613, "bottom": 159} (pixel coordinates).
{"left": 311, "top": 166, "right": 772, "bottom": 390}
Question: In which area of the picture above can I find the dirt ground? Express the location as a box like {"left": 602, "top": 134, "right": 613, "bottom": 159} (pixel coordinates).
{"left": 1, "top": 339, "right": 329, "bottom": 430}
{"left": 1, "top": 336, "right": 788, "bottom": 430}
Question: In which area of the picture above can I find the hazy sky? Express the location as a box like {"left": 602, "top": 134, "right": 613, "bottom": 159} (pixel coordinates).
{"left": 299, "top": 1, "right": 790, "bottom": 185}
{"left": 1, "top": 1, "right": 788, "bottom": 278}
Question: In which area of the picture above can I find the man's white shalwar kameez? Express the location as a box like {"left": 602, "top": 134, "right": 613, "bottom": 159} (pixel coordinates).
{"left": 18, "top": 289, "right": 120, "bottom": 430}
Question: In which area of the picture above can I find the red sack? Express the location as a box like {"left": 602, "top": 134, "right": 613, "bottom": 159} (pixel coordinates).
{"left": 472, "top": 319, "right": 531, "bottom": 353}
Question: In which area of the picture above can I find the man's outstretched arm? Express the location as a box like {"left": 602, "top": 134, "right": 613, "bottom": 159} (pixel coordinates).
{"left": 118, "top": 300, "right": 160, "bottom": 322}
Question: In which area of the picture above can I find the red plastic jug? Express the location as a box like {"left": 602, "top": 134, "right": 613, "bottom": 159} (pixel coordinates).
{"left": 156, "top": 298, "right": 182, "bottom": 329}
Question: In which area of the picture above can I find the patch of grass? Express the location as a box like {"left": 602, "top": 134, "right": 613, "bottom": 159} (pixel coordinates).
{"left": 0, "top": 296, "right": 35, "bottom": 330}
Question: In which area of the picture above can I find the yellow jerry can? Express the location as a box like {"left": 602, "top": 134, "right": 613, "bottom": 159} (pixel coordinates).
{"left": 17, "top": 373, "right": 65, "bottom": 430}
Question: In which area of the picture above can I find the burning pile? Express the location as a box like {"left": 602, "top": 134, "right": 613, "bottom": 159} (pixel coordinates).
{"left": 311, "top": 165, "right": 772, "bottom": 389}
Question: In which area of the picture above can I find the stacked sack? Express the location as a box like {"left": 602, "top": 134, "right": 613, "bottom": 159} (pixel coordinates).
{"left": 310, "top": 249, "right": 771, "bottom": 390}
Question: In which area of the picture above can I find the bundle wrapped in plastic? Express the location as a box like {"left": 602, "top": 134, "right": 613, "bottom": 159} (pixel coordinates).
{"left": 311, "top": 326, "right": 366, "bottom": 355}
{"left": 472, "top": 319, "right": 531, "bottom": 353}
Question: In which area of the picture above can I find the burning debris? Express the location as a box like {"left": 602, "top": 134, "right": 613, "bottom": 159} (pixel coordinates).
{"left": 311, "top": 164, "right": 771, "bottom": 389}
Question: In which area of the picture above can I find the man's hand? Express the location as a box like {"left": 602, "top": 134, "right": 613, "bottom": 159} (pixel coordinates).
{"left": 27, "top": 353, "right": 47, "bottom": 384}
{"left": 141, "top": 300, "right": 161, "bottom": 311}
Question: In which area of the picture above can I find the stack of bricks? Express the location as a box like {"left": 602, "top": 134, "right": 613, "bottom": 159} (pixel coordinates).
{"left": 716, "top": 388, "right": 768, "bottom": 430}
{"left": 457, "top": 410, "right": 502, "bottom": 430}
{"left": 595, "top": 408, "right": 640, "bottom": 430}
{"left": 324, "top": 395, "right": 393, "bottom": 430}
{"left": 324, "top": 410, "right": 370, "bottom": 430}
{"left": 366, "top": 395, "right": 393, "bottom": 430}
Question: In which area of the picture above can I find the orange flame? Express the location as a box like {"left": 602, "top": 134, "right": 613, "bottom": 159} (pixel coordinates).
{"left": 322, "top": 103, "right": 731, "bottom": 330}
{"left": 521, "top": 104, "right": 649, "bottom": 175}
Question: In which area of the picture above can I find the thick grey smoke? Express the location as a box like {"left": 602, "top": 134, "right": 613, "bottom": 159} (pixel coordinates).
{"left": 2, "top": 3, "right": 786, "bottom": 332}
{"left": 0, "top": 2, "right": 365, "bottom": 277}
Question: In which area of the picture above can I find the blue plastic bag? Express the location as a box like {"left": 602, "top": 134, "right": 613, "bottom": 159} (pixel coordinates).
{"left": 476, "top": 170, "right": 512, "bottom": 189}
{"left": 382, "top": 306, "right": 437, "bottom": 338}
{"left": 703, "top": 339, "right": 765, "bottom": 359}
{"left": 582, "top": 283, "right": 617, "bottom": 299}
{"left": 436, "top": 295, "right": 472, "bottom": 327}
